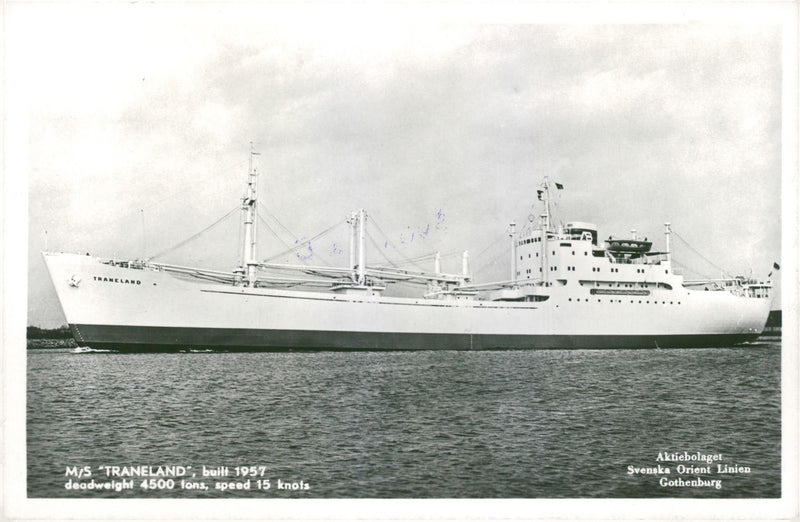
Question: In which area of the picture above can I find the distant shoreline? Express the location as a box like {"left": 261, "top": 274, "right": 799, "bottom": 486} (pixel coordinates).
{"left": 26, "top": 337, "right": 781, "bottom": 351}
{"left": 27, "top": 338, "right": 77, "bottom": 349}
{"left": 27, "top": 326, "right": 75, "bottom": 349}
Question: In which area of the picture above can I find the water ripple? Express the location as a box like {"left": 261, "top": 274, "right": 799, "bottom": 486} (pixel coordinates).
{"left": 28, "top": 344, "right": 780, "bottom": 498}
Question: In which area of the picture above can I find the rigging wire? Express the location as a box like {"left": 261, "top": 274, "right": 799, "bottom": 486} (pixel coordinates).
{"left": 49, "top": 156, "right": 250, "bottom": 251}
{"left": 262, "top": 220, "right": 346, "bottom": 263}
{"left": 671, "top": 230, "right": 729, "bottom": 277}
{"left": 366, "top": 231, "right": 400, "bottom": 268}
{"left": 257, "top": 201, "right": 343, "bottom": 266}
{"left": 371, "top": 250, "right": 462, "bottom": 269}
{"left": 671, "top": 258, "right": 715, "bottom": 280}
{"left": 368, "top": 215, "right": 427, "bottom": 271}
{"left": 473, "top": 248, "right": 509, "bottom": 277}
{"left": 146, "top": 205, "right": 240, "bottom": 261}
{"left": 258, "top": 202, "right": 302, "bottom": 243}
{"left": 258, "top": 211, "right": 339, "bottom": 267}
{"left": 473, "top": 233, "right": 507, "bottom": 262}
{"left": 257, "top": 213, "right": 297, "bottom": 254}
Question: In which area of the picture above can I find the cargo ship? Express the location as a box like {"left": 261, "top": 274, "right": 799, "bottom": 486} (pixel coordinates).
{"left": 42, "top": 151, "right": 773, "bottom": 350}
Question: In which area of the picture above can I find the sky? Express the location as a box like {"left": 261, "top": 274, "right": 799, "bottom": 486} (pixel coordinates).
{"left": 4, "top": 4, "right": 786, "bottom": 327}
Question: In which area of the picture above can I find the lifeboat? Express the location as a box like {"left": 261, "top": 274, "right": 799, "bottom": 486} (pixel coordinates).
{"left": 606, "top": 238, "right": 653, "bottom": 253}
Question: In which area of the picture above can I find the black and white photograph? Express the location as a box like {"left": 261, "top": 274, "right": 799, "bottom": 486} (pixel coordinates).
{"left": 3, "top": 1, "right": 798, "bottom": 520}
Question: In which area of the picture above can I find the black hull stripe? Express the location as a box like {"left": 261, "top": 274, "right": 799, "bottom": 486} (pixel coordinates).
{"left": 70, "top": 324, "right": 762, "bottom": 351}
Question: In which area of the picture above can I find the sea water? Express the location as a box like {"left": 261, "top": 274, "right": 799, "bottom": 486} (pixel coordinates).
{"left": 27, "top": 341, "right": 781, "bottom": 498}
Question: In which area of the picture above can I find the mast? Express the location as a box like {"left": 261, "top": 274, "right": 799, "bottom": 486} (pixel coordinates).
{"left": 509, "top": 221, "right": 517, "bottom": 283}
{"left": 358, "top": 208, "right": 367, "bottom": 285}
{"left": 664, "top": 222, "right": 672, "bottom": 268}
{"left": 241, "top": 145, "right": 260, "bottom": 287}
{"left": 540, "top": 177, "right": 551, "bottom": 287}
{"left": 540, "top": 213, "right": 549, "bottom": 286}
{"left": 542, "top": 176, "right": 552, "bottom": 232}
{"left": 346, "top": 211, "right": 358, "bottom": 282}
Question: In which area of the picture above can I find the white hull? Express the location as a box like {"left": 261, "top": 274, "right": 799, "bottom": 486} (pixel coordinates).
{"left": 43, "top": 252, "right": 772, "bottom": 350}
